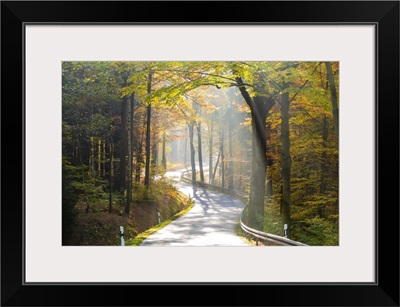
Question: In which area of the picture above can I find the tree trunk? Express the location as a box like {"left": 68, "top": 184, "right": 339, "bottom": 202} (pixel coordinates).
{"left": 130, "top": 94, "right": 135, "bottom": 184}
{"left": 248, "top": 115, "right": 266, "bottom": 230}
{"left": 220, "top": 125, "right": 225, "bottom": 188}
{"left": 266, "top": 173, "right": 273, "bottom": 197}
{"left": 144, "top": 72, "right": 152, "bottom": 187}
{"left": 197, "top": 122, "right": 204, "bottom": 183}
{"left": 266, "top": 142, "right": 273, "bottom": 197}
{"left": 89, "top": 136, "right": 95, "bottom": 176}
{"left": 228, "top": 123, "right": 234, "bottom": 190}
{"left": 134, "top": 100, "right": 142, "bottom": 183}
{"left": 97, "top": 139, "right": 101, "bottom": 175}
{"left": 135, "top": 149, "right": 142, "bottom": 183}
{"left": 119, "top": 96, "right": 128, "bottom": 191}
{"left": 325, "top": 62, "right": 339, "bottom": 145}
{"left": 319, "top": 115, "right": 328, "bottom": 218}
{"left": 151, "top": 144, "right": 158, "bottom": 170}
{"left": 110, "top": 141, "right": 114, "bottom": 178}
{"left": 236, "top": 77, "right": 273, "bottom": 230}
{"left": 125, "top": 95, "right": 133, "bottom": 214}
{"left": 184, "top": 136, "right": 188, "bottom": 167}
{"left": 102, "top": 142, "right": 106, "bottom": 177}
{"left": 212, "top": 151, "right": 220, "bottom": 184}
{"left": 189, "top": 121, "right": 196, "bottom": 183}
{"left": 109, "top": 141, "right": 113, "bottom": 213}
{"left": 161, "top": 132, "right": 167, "bottom": 170}
{"left": 280, "top": 92, "right": 291, "bottom": 235}
{"left": 208, "top": 123, "right": 213, "bottom": 184}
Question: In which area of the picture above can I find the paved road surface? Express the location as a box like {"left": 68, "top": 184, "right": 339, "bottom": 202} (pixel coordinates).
{"left": 140, "top": 171, "right": 250, "bottom": 246}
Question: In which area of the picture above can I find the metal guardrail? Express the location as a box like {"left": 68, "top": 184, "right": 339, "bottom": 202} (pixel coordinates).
{"left": 180, "top": 169, "right": 308, "bottom": 246}
{"left": 240, "top": 207, "right": 308, "bottom": 246}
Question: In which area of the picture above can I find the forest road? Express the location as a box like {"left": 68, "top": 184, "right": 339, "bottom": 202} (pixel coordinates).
{"left": 140, "top": 170, "right": 250, "bottom": 246}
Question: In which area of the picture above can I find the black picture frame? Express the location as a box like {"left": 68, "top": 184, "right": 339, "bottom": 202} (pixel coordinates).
{"left": 1, "top": 1, "right": 399, "bottom": 306}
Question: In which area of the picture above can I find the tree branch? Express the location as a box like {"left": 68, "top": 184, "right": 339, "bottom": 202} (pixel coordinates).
{"left": 288, "top": 62, "right": 322, "bottom": 104}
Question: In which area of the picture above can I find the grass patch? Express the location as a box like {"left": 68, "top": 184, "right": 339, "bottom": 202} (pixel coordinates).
{"left": 126, "top": 197, "right": 195, "bottom": 246}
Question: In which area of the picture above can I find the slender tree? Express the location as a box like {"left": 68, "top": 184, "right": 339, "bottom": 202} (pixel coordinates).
{"left": 144, "top": 72, "right": 153, "bottom": 187}
{"left": 119, "top": 96, "right": 128, "bottom": 191}
{"left": 208, "top": 122, "right": 213, "bottom": 184}
{"left": 197, "top": 122, "right": 205, "bottom": 182}
{"left": 188, "top": 121, "right": 196, "bottom": 183}
{"left": 279, "top": 92, "right": 291, "bottom": 234}
{"left": 325, "top": 62, "right": 339, "bottom": 144}
{"left": 161, "top": 132, "right": 167, "bottom": 170}
{"left": 228, "top": 104, "right": 234, "bottom": 190}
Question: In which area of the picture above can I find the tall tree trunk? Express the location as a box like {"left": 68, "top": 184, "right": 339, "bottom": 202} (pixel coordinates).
{"left": 144, "top": 73, "right": 152, "bottom": 187}
{"left": 319, "top": 115, "right": 328, "bottom": 218}
{"left": 102, "top": 142, "right": 106, "bottom": 177}
{"left": 135, "top": 148, "right": 142, "bottom": 183}
{"left": 184, "top": 136, "right": 188, "bottom": 167}
{"left": 228, "top": 123, "right": 234, "bottom": 190}
{"left": 325, "top": 62, "right": 339, "bottom": 145}
{"left": 249, "top": 115, "right": 266, "bottom": 230}
{"left": 161, "top": 132, "right": 167, "bottom": 170}
{"left": 152, "top": 144, "right": 158, "bottom": 174}
{"left": 266, "top": 173, "right": 273, "bottom": 197}
{"left": 266, "top": 140, "right": 273, "bottom": 197}
{"left": 109, "top": 141, "right": 114, "bottom": 213}
{"left": 130, "top": 94, "right": 135, "bottom": 184}
{"left": 97, "top": 139, "right": 101, "bottom": 175}
{"left": 220, "top": 125, "right": 225, "bottom": 188}
{"left": 208, "top": 123, "right": 213, "bottom": 184}
{"left": 89, "top": 136, "right": 95, "bottom": 176}
{"left": 236, "top": 77, "right": 273, "bottom": 230}
{"left": 189, "top": 121, "right": 196, "bottom": 183}
{"left": 197, "top": 122, "right": 204, "bottom": 182}
{"left": 119, "top": 97, "right": 128, "bottom": 191}
{"left": 212, "top": 151, "right": 220, "bottom": 184}
{"left": 134, "top": 100, "right": 142, "bottom": 183}
{"left": 125, "top": 95, "right": 133, "bottom": 214}
{"left": 280, "top": 92, "right": 291, "bottom": 235}
{"left": 110, "top": 141, "right": 114, "bottom": 178}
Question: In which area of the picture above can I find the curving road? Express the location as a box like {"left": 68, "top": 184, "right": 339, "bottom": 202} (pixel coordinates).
{"left": 140, "top": 170, "right": 250, "bottom": 246}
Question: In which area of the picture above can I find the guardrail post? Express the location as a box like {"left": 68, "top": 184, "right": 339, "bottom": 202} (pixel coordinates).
{"left": 120, "top": 226, "right": 125, "bottom": 246}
